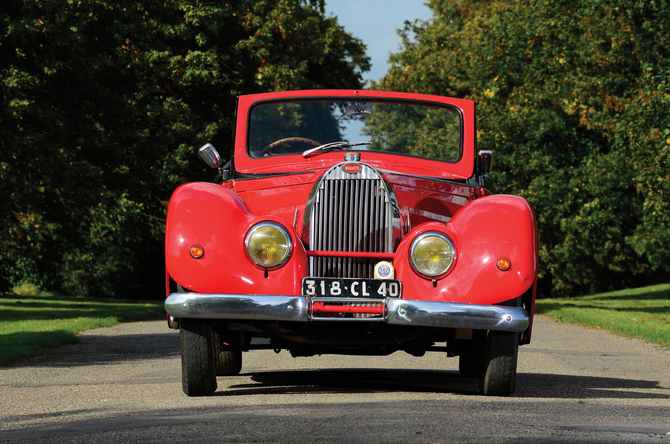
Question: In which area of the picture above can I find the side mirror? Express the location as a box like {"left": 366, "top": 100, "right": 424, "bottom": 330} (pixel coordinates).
{"left": 199, "top": 143, "right": 223, "bottom": 169}
{"left": 477, "top": 150, "right": 493, "bottom": 174}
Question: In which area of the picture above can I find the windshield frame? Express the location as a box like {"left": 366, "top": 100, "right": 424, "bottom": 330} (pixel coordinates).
{"left": 233, "top": 90, "right": 476, "bottom": 180}
{"left": 245, "top": 97, "right": 464, "bottom": 164}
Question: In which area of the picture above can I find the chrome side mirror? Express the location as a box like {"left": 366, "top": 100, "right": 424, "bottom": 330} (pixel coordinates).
{"left": 199, "top": 143, "right": 223, "bottom": 169}
{"left": 477, "top": 150, "right": 493, "bottom": 174}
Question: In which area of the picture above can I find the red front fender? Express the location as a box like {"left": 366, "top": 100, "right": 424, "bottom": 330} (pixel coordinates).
{"left": 165, "top": 182, "right": 307, "bottom": 295}
{"left": 395, "top": 194, "right": 538, "bottom": 306}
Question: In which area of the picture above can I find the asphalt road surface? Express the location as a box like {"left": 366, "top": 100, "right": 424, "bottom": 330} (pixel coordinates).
{"left": 1, "top": 315, "right": 669, "bottom": 443}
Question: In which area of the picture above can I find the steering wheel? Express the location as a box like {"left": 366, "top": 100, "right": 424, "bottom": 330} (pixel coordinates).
{"left": 260, "top": 137, "right": 321, "bottom": 156}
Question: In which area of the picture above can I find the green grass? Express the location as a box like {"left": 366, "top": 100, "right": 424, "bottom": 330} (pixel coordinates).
{"left": 3, "top": 282, "right": 668, "bottom": 367}
{"left": 0, "top": 286, "right": 164, "bottom": 366}
{"left": 535, "top": 283, "right": 670, "bottom": 349}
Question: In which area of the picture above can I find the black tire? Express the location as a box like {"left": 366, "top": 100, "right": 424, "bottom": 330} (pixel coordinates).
{"left": 180, "top": 318, "right": 217, "bottom": 397}
{"left": 459, "top": 352, "right": 483, "bottom": 378}
{"left": 213, "top": 331, "right": 242, "bottom": 376}
{"left": 215, "top": 350, "right": 242, "bottom": 376}
{"left": 479, "top": 330, "right": 519, "bottom": 396}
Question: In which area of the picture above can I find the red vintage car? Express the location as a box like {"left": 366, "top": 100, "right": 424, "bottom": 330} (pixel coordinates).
{"left": 165, "top": 90, "right": 538, "bottom": 397}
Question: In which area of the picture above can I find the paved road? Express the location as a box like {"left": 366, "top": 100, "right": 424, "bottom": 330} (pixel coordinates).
{"left": 0, "top": 316, "right": 668, "bottom": 443}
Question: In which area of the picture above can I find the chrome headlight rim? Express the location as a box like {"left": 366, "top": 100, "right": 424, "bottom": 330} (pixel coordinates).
{"left": 409, "top": 231, "right": 456, "bottom": 278}
{"left": 244, "top": 222, "right": 293, "bottom": 270}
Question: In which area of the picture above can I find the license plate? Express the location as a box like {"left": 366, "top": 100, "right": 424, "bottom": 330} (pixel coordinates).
{"left": 302, "top": 278, "right": 401, "bottom": 298}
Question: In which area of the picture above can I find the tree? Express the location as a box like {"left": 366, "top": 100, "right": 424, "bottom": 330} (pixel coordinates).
{"left": 0, "top": 0, "right": 369, "bottom": 297}
{"left": 377, "top": 0, "right": 670, "bottom": 296}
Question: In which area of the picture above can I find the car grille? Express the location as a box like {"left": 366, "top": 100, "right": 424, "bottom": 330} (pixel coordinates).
{"left": 308, "top": 163, "right": 394, "bottom": 278}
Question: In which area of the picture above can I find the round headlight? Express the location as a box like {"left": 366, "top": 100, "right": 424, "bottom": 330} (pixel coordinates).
{"left": 245, "top": 223, "right": 292, "bottom": 269}
{"left": 410, "top": 232, "right": 455, "bottom": 277}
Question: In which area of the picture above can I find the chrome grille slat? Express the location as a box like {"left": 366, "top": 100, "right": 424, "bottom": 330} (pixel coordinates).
{"left": 348, "top": 179, "right": 354, "bottom": 277}
{"left": 328, "top": 179, "right": 335, "bottom": 275}
{"left": 372, "top": 181, "right": 379, "bottom": 253}
{"left": 354, "top": 180, "right": 361, "bottom": 278}
{"left": 381, "top": 182, "right": 386, "bottom": 249}
{"left": 308, "top": 163, "right": 394, "bottom": 278}
{"left": 368, "top": 181, "right": 374, "bottom": 275}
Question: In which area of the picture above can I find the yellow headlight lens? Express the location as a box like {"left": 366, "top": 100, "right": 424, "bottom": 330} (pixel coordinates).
{"left": 245, "top": 223, "right": 291, "bottom": 268}
{"left": 410, "top": 233, "right": 455, "bottom": 277}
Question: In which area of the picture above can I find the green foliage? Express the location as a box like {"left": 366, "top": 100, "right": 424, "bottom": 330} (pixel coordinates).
{"left": 0, "top": 0, "right": 369, "bottom": 297}
{"left": 0, "top": 292, "right": 164, "bottom": 366}
{"left": 535, "top": 283, "right": 670, "bottom": 349}
{"left": 378, "top": 0, "right": 670, "bottom": 296}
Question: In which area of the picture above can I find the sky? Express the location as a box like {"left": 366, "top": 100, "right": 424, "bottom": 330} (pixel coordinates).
{"left": 323, "top": 1, "right": 433, "bottom": 85}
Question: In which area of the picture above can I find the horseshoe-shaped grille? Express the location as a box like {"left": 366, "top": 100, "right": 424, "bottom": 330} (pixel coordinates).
{"left": 307, "top": 163, "right": 394, "bottom": 278}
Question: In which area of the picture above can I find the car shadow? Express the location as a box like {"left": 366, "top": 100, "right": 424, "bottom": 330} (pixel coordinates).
{"left": 215, "top": 368, "right": 669, "bottom": 400}
{"left": 5, "top": 326, "right": 668, "bottom": 403}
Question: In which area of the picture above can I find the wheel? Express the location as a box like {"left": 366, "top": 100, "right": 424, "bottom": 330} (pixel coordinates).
{"left": 213, "top": 331, "right": 242, "bottom": 376}
{"left": 260, "top": 137, "right": 321, "bottom": 156}
{"left": 479, "top": 330, "right": 519, "bottom": 396}
{"left": 215, "top": 350, "right": 242, "bottom": 376}
{"left": 180, "top": 318, "right": 217, "bottom": 396}
{"left": 458, "top": 352, "right": 483, "bottom": 378}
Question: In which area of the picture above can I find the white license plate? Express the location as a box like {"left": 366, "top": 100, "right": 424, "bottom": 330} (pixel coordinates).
{"left": 302, "top": 278, "right": 401, "bottom": 298}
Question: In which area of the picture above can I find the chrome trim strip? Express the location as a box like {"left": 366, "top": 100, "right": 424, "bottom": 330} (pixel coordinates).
{"left": 165, "top": 293, "right": 529, "bottom": 332}
{"left": 386, "top": 299, "right": 529, "bottom": 332}
{"left": 408, "top": 208, "right": 451, "bottom": 223}
{"left": 165, "top": 293, "right": 309, "bottom": 322}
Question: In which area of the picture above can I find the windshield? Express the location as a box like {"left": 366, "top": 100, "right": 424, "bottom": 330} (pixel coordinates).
{"left": 247, "top": 99, "right": 462, "bottom": 162}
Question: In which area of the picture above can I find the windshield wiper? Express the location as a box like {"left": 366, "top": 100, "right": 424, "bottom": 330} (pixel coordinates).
{"left": 302, "top": 141, "right": 372, "bottom": 158}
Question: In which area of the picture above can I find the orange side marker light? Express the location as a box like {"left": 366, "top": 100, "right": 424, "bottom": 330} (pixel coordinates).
{"left": 190, "top": 244, "right": 205, "bottom": 259}
{"left": 497, "top": 257, "right": 511, "bottom": 271}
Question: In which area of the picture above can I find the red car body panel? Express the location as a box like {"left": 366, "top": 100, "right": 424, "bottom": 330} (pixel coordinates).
{"left": 167, "top": 181, "right": 537, "bottom": 302}
{"left": 165, "top": 182, "right": 308, "bottom": 295}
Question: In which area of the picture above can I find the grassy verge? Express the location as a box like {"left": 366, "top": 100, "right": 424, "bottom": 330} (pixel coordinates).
{"left": 0, "top": 287, "right": 164, "bottom": 366}
{"left": 535, "top": 283, "right": 670, "bottom": 349}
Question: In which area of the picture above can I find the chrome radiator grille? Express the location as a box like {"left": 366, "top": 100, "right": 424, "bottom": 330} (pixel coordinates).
{"left": 308, "top": 163, "right": 393, "bottom": 278}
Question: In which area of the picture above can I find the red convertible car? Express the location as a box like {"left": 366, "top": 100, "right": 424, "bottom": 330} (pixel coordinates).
{"left": 165, "top": 90, "right": 538, "bottom": 397}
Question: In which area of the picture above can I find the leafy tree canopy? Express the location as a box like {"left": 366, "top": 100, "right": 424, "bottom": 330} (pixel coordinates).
{"left": 378, "top": 0, "right": 670, "bottom": 296}
{"left": 0, "top": 0, "right": 369, "bottom": 297}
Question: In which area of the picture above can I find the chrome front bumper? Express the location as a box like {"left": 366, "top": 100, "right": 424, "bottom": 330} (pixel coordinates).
{"left": 165, "top": 293, "right": 529, "bottom": 332}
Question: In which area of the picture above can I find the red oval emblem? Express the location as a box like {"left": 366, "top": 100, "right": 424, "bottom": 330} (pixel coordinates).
{"left": 342, "top": 163, "right": 361, "bottom": 174}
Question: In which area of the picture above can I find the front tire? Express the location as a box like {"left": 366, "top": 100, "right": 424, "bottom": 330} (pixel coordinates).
{"left": 479, "top": 330, "right": 519, "bottom": 396}
{"left": 180, "top": 318, "right": 217, "bottom": 396}
{"left": 213, "top": 331, "right": 242, "bottom": 376}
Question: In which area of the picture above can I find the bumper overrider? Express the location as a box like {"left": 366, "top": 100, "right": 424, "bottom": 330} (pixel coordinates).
{"left": 165, "top": 293, "right": 529, "bottom": 332}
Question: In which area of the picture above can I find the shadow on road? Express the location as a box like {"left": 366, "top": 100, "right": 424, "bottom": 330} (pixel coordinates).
{"left": 209, "top": 368, "right": 669, "bottom": 400}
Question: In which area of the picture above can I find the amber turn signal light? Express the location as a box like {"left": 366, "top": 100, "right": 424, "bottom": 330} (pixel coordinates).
{"left": 496, "top": 257, "right": 511, "bottom": 271}
{"left": 189, "top": 244, "right": 205, "bottom": 259}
